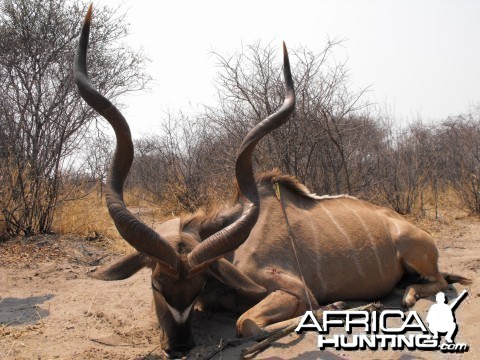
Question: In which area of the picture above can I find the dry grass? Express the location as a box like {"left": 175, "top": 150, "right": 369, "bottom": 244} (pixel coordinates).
{"left": 53, "top": 187, "right": 172, "bottom": 253}
{"left": 415, "top": 187, "right": 469, "bottom": 221}
{"left": 390, "top": 187, "right": 473, "bottom": 239}
{"left": 54, "top": 192, "right": 116, "bottom": 240}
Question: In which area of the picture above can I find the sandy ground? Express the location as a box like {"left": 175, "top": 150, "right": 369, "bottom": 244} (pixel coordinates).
{"left": 0, "top": 216, "right": 479, "bottom": 360}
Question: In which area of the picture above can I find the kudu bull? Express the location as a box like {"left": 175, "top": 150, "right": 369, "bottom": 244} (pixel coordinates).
{"left": 74, "top": 5, "right": 469, "bottom": 356}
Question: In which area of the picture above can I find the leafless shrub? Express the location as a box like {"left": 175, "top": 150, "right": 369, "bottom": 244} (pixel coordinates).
{"left": 440, "top": 110, "right": 480, "bottom": 214}
{"left": 0, "top": 0, "right": 149, "bottom": 236}
{"left": 129, "top": 112, "right": 232, "bottom": 214}
{"left": 202, "top": 40, "right": 374, "bottom": 197}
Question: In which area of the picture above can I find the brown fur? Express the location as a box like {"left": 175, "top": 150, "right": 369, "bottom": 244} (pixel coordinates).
{"left": 256, "top": 169, "right": 318, "bottom": 199}
{"left": 221, "top": 171, "right": 470, "bottom": 336}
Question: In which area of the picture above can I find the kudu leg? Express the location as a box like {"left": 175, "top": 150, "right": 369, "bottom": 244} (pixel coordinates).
{"left": 400, "top": 246, "right": 448, "bottom": 306}
{"left": 395, "top": 228, "right": 449, "bottom": 307}
{"left": 236, "top": 290, "right": 307, "bottom": 337}
{"left": 402, "top": 273, "right": 448, "bottom": 307}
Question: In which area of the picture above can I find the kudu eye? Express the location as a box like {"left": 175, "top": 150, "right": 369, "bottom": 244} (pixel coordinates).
{"left": 151, "top": 279, "right": 161, "bottom": 293}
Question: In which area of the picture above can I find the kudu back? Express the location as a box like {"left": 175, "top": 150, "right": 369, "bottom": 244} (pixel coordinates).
{"left": 74, "top": 5, "right": 469, "bottom": 357}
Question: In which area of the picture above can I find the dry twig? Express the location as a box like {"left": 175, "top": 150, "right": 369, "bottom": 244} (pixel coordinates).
{"left": 90, "top": 338, "right": 144, "bottom": 347}
{"left": 201, "top": 333, "right": 268, "bottom": 360}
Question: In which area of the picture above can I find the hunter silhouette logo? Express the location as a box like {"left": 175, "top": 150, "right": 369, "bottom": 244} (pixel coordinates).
{"left": 426, "top": 289, "right": 467, "bottom": 345}
{"left": 295, "top": 290, "right": 469, "bottom": 353}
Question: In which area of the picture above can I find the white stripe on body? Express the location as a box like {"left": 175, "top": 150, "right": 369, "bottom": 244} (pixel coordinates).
{"left": 319, "top": 203, "right": 367, "bottom": 279}
{"left": 338, "top": 201, "right": 385, "bottom": 279}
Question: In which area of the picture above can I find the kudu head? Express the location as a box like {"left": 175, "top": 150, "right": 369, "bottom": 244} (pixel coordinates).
{"left": 74, "top": 4, "right": 295, "bottom": 356}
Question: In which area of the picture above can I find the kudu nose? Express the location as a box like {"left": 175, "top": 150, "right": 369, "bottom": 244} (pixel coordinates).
{"left": 164, "top": 340, "right": 195, "bottom": 359}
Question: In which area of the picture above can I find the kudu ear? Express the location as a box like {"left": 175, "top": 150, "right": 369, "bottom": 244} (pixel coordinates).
{"left": 90, "top": 251, "right": 154, "bottom": 281}
{"left": 207, "top": 259, "right": 266, "bottom": 295}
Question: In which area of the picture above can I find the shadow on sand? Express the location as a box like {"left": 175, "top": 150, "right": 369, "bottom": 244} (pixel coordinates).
{"left": 0, "top": 294, "right": 54, "bottom": 325}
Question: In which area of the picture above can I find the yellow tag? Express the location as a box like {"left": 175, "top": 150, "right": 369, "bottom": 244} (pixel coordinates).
{"left": 273, "top": 182, "right": 281, "bottom": 201}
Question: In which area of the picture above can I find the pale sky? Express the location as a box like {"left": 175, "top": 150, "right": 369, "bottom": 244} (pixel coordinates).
{"left": 95, "top": 0, "right": 480, "bottom": 137}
